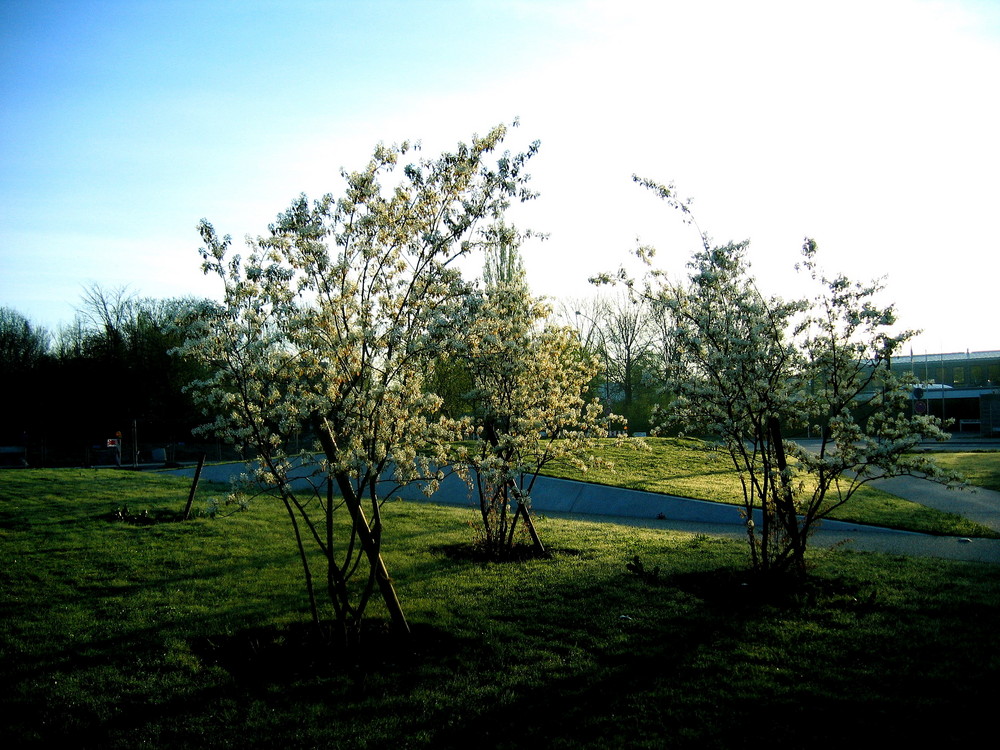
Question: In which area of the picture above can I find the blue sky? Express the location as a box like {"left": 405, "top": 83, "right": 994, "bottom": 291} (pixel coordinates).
{"left": 2, "top": 0, "right": 998, "bottom": 354}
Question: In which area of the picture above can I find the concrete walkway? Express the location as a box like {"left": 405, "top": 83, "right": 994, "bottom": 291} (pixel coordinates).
{"left": 166, "top": 456, "right": 1000, "bottom": 565}
{"left": 867, "top": 474, "right": 1000, "bottom": 533}
{"left": 793, "top": 437, "right": 1000, "bottom": 534}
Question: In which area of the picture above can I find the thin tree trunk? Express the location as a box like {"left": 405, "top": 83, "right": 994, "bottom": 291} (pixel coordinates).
{"left": 768, "top": 417, "right": 803, "bottom": 573}
{"left": 314, "top": 420, "right": 409, "bottom": 637}
{"left": 326, "top": 478, "right": 352, "bottom": 648}
{"left": 280, "top": 493, "right": 321, "bottom": 630}
{"left": 517, "top": 502, "right": 545, "bottom": 553}
{"left": 336, "top": 474, "right": 410, "bottom": 636}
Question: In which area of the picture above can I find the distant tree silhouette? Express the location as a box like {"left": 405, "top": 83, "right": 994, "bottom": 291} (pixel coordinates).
{"left": 1, "top": 292, "right": 206, "bottom": 465}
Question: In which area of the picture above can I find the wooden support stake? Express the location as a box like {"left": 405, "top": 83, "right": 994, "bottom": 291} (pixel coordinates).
{"left": 182, "top": 453, "right": 206, "bottom": 520}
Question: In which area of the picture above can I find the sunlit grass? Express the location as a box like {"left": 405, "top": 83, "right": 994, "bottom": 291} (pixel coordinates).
{"left": 926, "top": 451, "right": 1000, "bottom": 492}
{"left": 2, "top": 468, "right": 999, "bottom": 748}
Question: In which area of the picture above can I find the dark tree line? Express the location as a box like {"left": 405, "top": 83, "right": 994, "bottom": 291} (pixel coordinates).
{"left": 0, "top": 287, "right": 209, "bottom": 467}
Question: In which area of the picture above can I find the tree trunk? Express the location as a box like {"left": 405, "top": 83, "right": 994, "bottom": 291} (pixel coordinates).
{"left": 314, "top": 419, "right": 409, "bottom": 637}
{"left": 768, "top": 417, "right": 804, "bottom": 575}
{"left": 331, "top": 472, "right": 409, "bottom": 636}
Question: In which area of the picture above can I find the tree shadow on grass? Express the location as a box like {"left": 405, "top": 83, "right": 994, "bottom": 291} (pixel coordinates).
{"left": 418, "top": 566, "right": 983, "bottom": 749}
{"left": 8, "top": 550, "right": 992, "bottom": 749}
{"left": 188, "top": 619, "right": 468, "bottom": 691}
{"left": 665, "top": 567, "right": 870, "bottom": 613}
{"left": 430, "top": 542, "right": 588, "bottom": 563}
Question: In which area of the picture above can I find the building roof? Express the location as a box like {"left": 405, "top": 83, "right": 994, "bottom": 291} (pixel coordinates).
{"left": 894, "top": 350, "right": 1000, "bottom": 366}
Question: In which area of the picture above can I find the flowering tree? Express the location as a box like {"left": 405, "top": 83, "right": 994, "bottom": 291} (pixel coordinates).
{"left": 433, "top": 224, "right": 619, "bottom": 559}
{"left": 451, "top": 280, "right": 617, "bottom": 559}
{"left": 175, "top": 124, "right": 539, "bottom": 645}
{"left": 781, "top": 241, "right": 956, "bottom": 572}
{"left": 607, "top": 177, "right": 954, "bottom": 577}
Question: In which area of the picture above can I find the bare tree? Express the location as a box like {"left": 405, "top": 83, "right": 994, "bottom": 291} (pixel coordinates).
{"left": 599, "top": 293, "right": 656, "bottom": 431}
{"left": 77, "top": 284, "right": 136, "bottom": 359}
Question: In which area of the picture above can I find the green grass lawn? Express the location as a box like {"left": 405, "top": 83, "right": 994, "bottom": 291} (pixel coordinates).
{"left": 2, "top": 468, "right": 999, "bottom": 748}
{"left": 542, "top": 437, "right": 999, "bottom": 538}
{"left": 926, "top": 450, "right": 1000, "bottom": 492}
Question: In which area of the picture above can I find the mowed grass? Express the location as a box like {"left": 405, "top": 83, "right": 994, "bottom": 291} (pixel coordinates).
{"left": 2, "top": 469, "right": 1000, "bottom": 748}
{"left": 926, "top": 451, "right": 1000, "bottom": 492}
{"left": 543, "top": 437, "right": 999, "bottom": 538}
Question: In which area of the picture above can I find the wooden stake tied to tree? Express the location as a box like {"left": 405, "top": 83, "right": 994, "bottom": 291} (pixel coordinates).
{"left": 176, "top": 123, "right": 541, "bottom": 643}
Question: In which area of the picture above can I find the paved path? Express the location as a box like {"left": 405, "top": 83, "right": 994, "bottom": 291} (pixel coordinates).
{"left": 868, "top": 474, "right": 1000, "bottom": 532}
{"left": 166, "top": 455, "right": 1000, "bottom": 565}
{"left": 466, "top": 472, "right": 1000, "bottom": 565}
